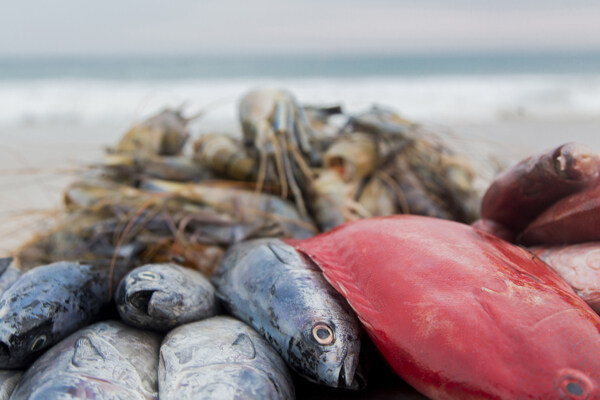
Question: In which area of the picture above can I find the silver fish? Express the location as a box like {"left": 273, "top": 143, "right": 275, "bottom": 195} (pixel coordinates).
{"left": 0, "top": 370, "right": 21, "bottom": 400}
{"left": 159, "top": 316, "right": 294, "bottom": 400}
{"left": 10, "top": 320, "right": 160, "bottom": 400}
{"left": 212, "top": 239, "right": 364, "bottom": 389}
{"left": 0, "top": 261, "right": 109, "bottom": 368}
{"left": 115, "top": 263, "right": 219, "bottom": 332}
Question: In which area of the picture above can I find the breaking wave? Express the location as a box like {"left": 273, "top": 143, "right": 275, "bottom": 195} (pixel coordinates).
{"left": 2, "top": 75, "right": 600, "bottom": 128}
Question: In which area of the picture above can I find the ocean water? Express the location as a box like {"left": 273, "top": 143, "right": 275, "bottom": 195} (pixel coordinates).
{"left": 2, "top": 53, "right": 600, "bottom": 128}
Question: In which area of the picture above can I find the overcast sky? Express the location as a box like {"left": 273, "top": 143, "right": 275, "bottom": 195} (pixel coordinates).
{"left": 2, "top": 0, "right": 600, "bottom": 56}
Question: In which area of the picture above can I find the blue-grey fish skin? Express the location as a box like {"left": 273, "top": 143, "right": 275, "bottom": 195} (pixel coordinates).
{"left": 0, "top": 370, "right": 21, "bottom": 400}
{"left": 0, "top": 259, "right": 20, "bottom": 296}
{"left": 212, "top": 239, "right": 364, "bottom": 389}
{"left": 159, "top": 316, "right": 294, "bottom": 400}
{"left": 0, "top": 260, "right": 11, "bottom": 277}
{"left": 0, "top": 261, "right": 109, "bottom": 368}
{"left": 115, "top": 263, "right": 219, "bottom": 332}
{"left": 10, "top": 321, "right": 160, "bottom": 400}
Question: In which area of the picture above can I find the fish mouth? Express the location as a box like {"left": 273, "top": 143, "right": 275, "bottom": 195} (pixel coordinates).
{"left": 128, "top": 290, "right": 181, "bottom": 319}
{"left": 128, "top": 290, "right": 156, "bottom": 315}
{"left": 0, "top": 341, "right": 8, "bottom": 358}
{"left": 0, "top": 340, "right": 11, "bottom": 366}
{"left": 338, "top": 364, "right": 350, "bottom": 388}
{"left": 337, "top": 352, "right": 363, "bottom": 389}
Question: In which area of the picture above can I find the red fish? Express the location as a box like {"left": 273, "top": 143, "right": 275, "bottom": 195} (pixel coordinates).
{"left": 288, "top": 215, "right": 600, "bottom": 400}
{"left": 519, "top": 183, "right": 600, "bottom": 246}
{"left": 471, "top": 218, "right": 515, "bottom": 243}
{"left": 481, "top": 143, "right": 600, "bottom": 234}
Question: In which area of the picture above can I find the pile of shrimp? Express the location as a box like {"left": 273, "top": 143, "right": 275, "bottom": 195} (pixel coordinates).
{"left": 11, "top": 88, "right": 494, "bottom": 277}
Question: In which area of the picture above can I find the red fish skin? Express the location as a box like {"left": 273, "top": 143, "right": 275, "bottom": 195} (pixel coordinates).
{"left": 287, "top": 215, "right": 600, "bottom": 400}
{"left": 519, "top": 183, "right": 600, "bottom": 246}
{"left": 481, "top": 143, "right": 600, "bottom": 233}
{"left": 531, "top": 242, "right": 600, "bottom": 313}
{"left": 471, "top": 219, "right": 516, "bottom": 243}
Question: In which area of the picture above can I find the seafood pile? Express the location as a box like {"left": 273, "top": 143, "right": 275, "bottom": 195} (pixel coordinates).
{"left": 3, "top": 88, "right": 600, "bottom": 399}
{"left": 13, "top": 88, "right": 482, "bottom": 274}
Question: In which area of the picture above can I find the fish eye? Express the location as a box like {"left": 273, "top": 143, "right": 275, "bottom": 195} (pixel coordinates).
{"left": 312, "top": 323, "right": 335, "bottom": 345}
{"left": 557, "top": 369, "right": 593, "bottom": 399}
{"left": 138, "top": 271, "right": 160, "bottom": 281}
{"left": 30, "top": 334, "right": 47, "bottom": 352}
{"left": 566, "top": 382, "right": 583, "bottom": 396}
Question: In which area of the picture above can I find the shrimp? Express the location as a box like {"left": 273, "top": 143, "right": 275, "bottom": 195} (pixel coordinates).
{"left": 114, "top": 107, "right": 201, "bottom": 157}
{"left": 238, "top": 89, "right": 322, "bottom": 216}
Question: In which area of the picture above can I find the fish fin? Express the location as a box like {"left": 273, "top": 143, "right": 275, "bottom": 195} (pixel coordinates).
{"left": 232, "top": 333, "right": 256, "bottom": 360}
{"left": 72, "top": 336, "right": 104, "bottom": 367}
{"left": 267, "top": 241, "right": 298, "bottom": 266}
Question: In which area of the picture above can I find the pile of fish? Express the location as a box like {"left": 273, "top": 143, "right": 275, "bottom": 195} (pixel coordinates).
{"left": 3, "top": 87, "right": 600, "bottom": 399}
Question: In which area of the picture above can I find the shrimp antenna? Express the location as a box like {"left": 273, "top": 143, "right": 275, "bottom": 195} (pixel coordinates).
{"left": 183, "top": 96, "right": 238, "bottom": 123}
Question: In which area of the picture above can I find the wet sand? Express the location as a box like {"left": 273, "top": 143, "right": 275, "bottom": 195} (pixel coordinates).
{"left": 1, "top": 117, "right": 600, "bottom": 256}
{"left": 0, "top": 123, "right": 113, "bottom": 255}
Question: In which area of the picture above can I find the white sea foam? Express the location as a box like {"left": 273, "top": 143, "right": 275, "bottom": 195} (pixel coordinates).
{"left": 2, "top": 75, "right": 600, "bottom": 130}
